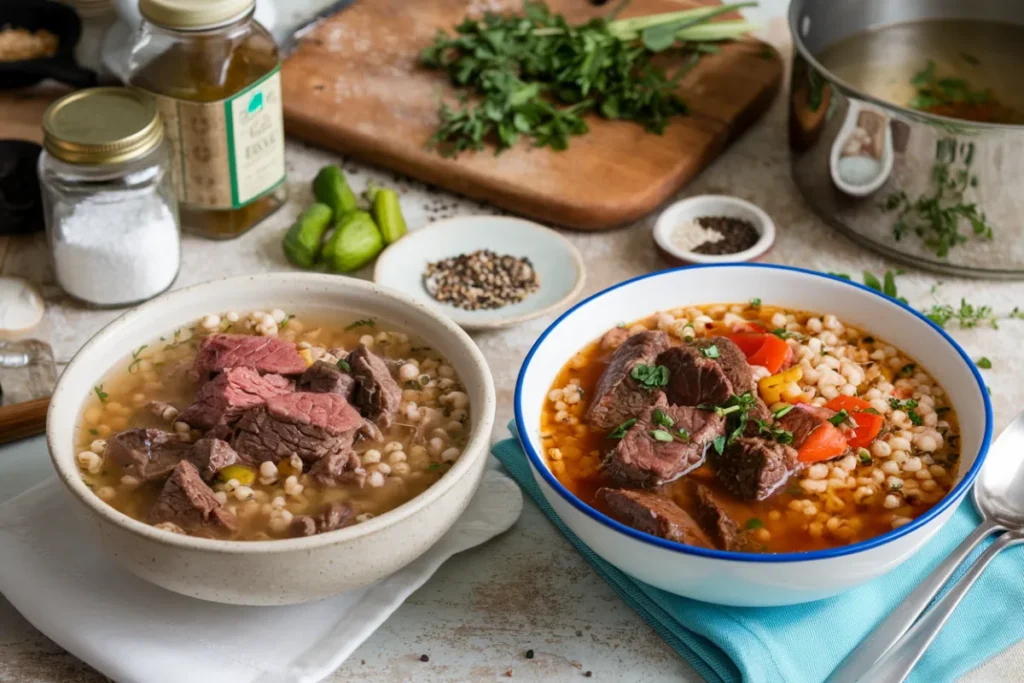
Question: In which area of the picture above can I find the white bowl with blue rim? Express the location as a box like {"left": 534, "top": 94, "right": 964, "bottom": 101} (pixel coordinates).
{"left": 374, "top": 215, "right": 586, "bottom": 331}
{"left": 514, "top": 264, "right": 992, "bottom": 606}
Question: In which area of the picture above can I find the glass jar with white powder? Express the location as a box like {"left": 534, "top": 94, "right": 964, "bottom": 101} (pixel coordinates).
{"left": 38, "top": 87, "right": 181, "bottom": 307}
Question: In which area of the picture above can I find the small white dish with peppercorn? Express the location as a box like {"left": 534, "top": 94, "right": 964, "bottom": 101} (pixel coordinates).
{"left": 653, "top": 195, "right": 775, "bottom": 267}
{"left": 373, "top": 215, "right": 586, "bottom": 331}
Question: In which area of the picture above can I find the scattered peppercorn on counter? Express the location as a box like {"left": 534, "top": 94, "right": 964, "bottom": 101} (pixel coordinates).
{"left": 282, "top": 166, "right": 408, "bottom": 273}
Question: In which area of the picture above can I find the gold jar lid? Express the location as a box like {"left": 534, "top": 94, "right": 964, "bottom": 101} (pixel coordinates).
{"left": 43, "top": 88, "right": 163, "bottom": 166}
{"left": 139, "top": 0, "right": 255, "bottom": 30}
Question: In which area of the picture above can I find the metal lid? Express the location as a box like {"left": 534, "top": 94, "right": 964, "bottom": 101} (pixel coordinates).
{"left": 42, "top": 88, "right": 163, "bottom": 166}
{"left": 139, "top": 0, "right": 255, "bottom": 30}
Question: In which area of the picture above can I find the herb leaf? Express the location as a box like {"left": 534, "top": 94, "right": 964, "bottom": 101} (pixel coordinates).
{"left": 712, "top": 435, "right": 726, "bottom": 455}
{"left": 744, "top": 518, "right": 764, "bottom": 530}
{"left": 701, "top": 345, "right": 720, "bottom": 359}
{"left": 631, "top": 364, "right": 669, "bottom": 389}
{"left": 128, "top": 344, "right": 148, "bottom": 374}
{"left": 345, "top": 319, "right": 376, "bottom": 331}
{"left": 337, "top": 358, "right": 352, "bottom": 372}
{"left": 608, "top": 418, "right": 638, "bottom": 440}
{"left": 976, "top": 357, "right": 992, "bottom": 369}
{"left": 652, "top": 409, "right": 674, "bottom": 428}
{"left": 93, "top": 385, "right": 108, "bottom": 402}
{"left": 749, "top": 298, "right": 762, "bottom": 308}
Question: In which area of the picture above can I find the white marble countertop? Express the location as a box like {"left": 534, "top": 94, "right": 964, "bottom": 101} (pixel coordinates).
{"left": 4, "top": 2, "right": 1024, "bottom": 681}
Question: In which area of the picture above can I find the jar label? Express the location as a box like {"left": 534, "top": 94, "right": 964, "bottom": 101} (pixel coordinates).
{"left": 153, "top": 67, "right": 286, "bottom": 210}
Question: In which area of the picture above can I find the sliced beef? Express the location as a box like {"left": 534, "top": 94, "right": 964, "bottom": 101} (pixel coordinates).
{"left": 348, "top": 345, "right": 402, "bottom": 428}
{"left": 715, "top": 436, "right": 799, "bottom": 501}
{"left": 232, "top": 392, "right": 363, "bottom": 463}
{"left": 104, "top": 428, "right": 192, "bottom": 481}
{"left": 150, "top": 460, "right": 237, "bottom": 534}
{"left": 777, "top": 404, "right": 835, "bottom": 449}
{"left": 308, "top": 447, "right": 362, "bottom": 486}
{"left": 187, "top": 438, "right": 241, "bottom": 481}
{"left": 693, "top": 484, "right": 742, "bottom": 551}
{"left": 178, "top": 367, "right": 294, "bottom": 431}
{"left": 597, "top": 487, "right": 712, "bottom": 548}
{"left": 297, "top": 360, "right": 357, "bottom": 401}
{"left": 289, "top": 501, "right": 355, "bottom": 537}
{"left": 192, "top": 333, "right": 307, "bottom": 379}
{"left": 658, "top": 336, "right": 755, "bottom": 408}
{"left": 585, "top": 330, "right": 670, "bottom": 430}
{"left": 604, "top": 396, "right": 725, "bottom": 487}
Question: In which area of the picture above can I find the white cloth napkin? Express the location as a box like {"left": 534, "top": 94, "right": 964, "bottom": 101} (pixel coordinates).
{"left": 0, "top": 468, "right": 522, "bottom": 683}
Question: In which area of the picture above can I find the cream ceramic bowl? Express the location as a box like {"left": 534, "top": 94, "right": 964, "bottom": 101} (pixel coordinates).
{"left": 515, "top": 264, "right": 992, "bottom": 606}
{"left": 47, "top": 273, "right": 496, "bottom": 606}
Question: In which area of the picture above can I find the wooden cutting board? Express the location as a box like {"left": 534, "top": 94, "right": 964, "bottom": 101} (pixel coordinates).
{"left": 281, "top": 0, "right": 782, "bottom": 230}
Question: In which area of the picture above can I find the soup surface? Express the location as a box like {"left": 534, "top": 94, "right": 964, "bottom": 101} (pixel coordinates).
{"left": 817, "top": 19, "right": 1024, "bottom": 124}
{"left": 76, "top": 309, "right": 470, "bottom": 541}
{"left": 541, "top": 302, "right": 961, "bottom": 553}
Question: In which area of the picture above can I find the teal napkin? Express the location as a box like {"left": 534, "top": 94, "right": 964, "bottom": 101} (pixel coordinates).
{"left": 494, "top": 421, "right": 1024, "bottom": 683}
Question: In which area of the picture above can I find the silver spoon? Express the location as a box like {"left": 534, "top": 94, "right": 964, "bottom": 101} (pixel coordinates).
{"left": 827, "top": 409, "right": 1024, "bottom": 683}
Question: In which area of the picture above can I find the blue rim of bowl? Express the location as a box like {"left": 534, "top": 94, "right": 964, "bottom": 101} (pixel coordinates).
{"left": 513, "top": 263, "right": 994, "bottom": 563}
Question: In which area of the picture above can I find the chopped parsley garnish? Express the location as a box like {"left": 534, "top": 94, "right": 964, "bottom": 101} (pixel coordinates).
{"left": 712, "top": 435, "right": 726, "bottom": 455}
{"left": 976, "top": 357, "right": 992, "bottom": 369}
{"left": 863, "top": 407, "right": 881, "bottom": 416}
{"left": 749, "top": 298, "right": 762, "bottom": 308}
{"left": 899, "top": 364, "right": 916, "bottom": 376}
{"left": 608, "top": 418, "right": 637, "bottom": 440}
{"left": 772, "top": 404, "right": 795, "bottom": 419}
{"left": 631, "top": 364, "right": 669, "bottom": 389}
{"left": 701, "top": 345, "right": 720, "bottom": 359}
{"left": 128, "top": 344, "right": 148, "bottom": 373}
{"left": 93, "top": 385, "right": 108, "bottom": 402}
{"left": 890, "top": 398, "right": 923, "bottom": 425}
{"left": 345, "top": 318, "right": 376, "bottom": 331}
{"left": 925, "top": 298, "right": 996, "bottom": 329}
{"left": 771, "top": 328, "right": 802, "bottom": 341}
{"left": 652, "top": 409, "right": 674, "bottom": 428}
{"left": 908, "top": 410, "right": 923, "bottom": 426}
{"left": 163, "top": 329, "right": 185, "bottom": 350}
{"left": 337, "top": 359, "right": 351, "bottom": 372}
{"left": 677, "top": 427, "right": 690, "bottom": 442}
{"left": 649, "top": 429, "right": 674, "bottom": 443}
{"left": 744, "top": 518, "right": 764, "bottom": 530}
{"left": 828, "top": 409, "right": 850, "bottom": 427}
{"left": 701, "top": 393, "right": 759, "bottom": 448}
{"left": 756, "top": 419, "right": 794, "bottom": 445}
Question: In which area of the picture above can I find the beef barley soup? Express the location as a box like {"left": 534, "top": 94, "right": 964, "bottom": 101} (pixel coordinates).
{"left": 541, "top": 302, "right": 962, "bottom": 554}
{"left": 75, "top": 309, "right": 471, "bottom": 541}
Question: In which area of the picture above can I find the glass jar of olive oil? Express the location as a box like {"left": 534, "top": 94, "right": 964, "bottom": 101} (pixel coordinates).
{"left": 127, "top": 0, "right": 287, "bottom": 240}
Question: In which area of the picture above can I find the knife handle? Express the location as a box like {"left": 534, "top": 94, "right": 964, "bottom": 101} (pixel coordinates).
{"left": 0, "top": 396, "right": 50, "bottom": 445}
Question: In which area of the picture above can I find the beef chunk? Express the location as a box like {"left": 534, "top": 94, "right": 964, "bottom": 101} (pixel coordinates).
{"left": 192, "top": 333, "right": 307, "bottom": 379}
{"left": 658, "top": 336, "right": 753, "bottom": 408}
{"left": 308, "top": 447, "right": 362, "bottom": 485}
{"left": 586, "top": 330, "right": 670, "bottom": 430}
{"left": 778, "top": 404, "right": 835, "bottom": 449}
{"left": 179, "top": 367, "right": 294, "bottom": 431}
{"left": 289, "top": 501, "right": 354, "bottom": 537}
{"left": 715, "top": 437, "right": 799, "bottom": 501}
{"left": 604, "top": 396, "right": 725, "bottom": 487}
{"left": 693, "top": 484, "right": 742, "bottom": 551}
{"left": 597, "top": 487, "right": 712, "bottom": 548}
{"left": 695, "top": 337, "right": 755, "bottom": 396}
{"left": 150, "top": 461, "right": 237, "bottom": 533}
{"left": 348, "top": 345, "right": 402, "bottom": 428}
{"left": 297, "top": 360, "right": 357, "bottom": 400}
{"left": 104, "top": 428, "right": 192, "bottom": 481}
{"left": 232, "top": 392, "right": 363, "bottom": 463}
{"left": 187, "top": 438, "right": 241, "bottom": 481}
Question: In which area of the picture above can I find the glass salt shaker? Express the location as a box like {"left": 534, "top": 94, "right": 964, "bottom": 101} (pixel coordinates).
{"left": 38, "top": 87, "right": 182, "bottom": 307}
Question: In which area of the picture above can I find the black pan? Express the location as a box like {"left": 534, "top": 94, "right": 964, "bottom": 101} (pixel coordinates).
{"left": 0, "top": 0, "right": 97, "bottom": 90}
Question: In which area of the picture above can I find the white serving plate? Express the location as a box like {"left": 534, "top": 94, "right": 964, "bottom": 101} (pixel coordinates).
{"left": 515, "top": 264, "right": 992, "bottom": 606}
{"left": 374, "top": 215, "right": 586, "bottom": 331}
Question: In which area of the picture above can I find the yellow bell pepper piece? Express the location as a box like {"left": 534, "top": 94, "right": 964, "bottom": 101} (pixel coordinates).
{"left": 758, "top": 366, "right": 803, "bottom": 405}
{"left": 217, "top": 464, "right": 256, "bottom": 486}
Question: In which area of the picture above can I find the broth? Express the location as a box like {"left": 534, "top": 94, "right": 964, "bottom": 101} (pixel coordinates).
{"left": 817, "top": 19, "right": 1024, "bottom": 124}
{"left": 541, "top": 302, "right": 961, "bottom": 553}
{"left": 75, "top": 310, "right": 471, "bottom": 540}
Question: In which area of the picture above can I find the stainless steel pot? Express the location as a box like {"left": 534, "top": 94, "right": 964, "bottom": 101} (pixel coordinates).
{"left": 788, "top": 0, "right": 1024, "bottom": 278}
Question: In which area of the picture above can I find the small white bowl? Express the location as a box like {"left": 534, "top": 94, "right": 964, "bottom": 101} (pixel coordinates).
{"left": 515, "top": 264, "right": 992, "bottom": 606}
{"left": 374, "top": 215, "right": 586, "bottom": 331}
{"left": 653, "top": 195, "right": 776, "bottom": 266}
{"left": 47, "top": 273, "right": 496, "bottom": 606}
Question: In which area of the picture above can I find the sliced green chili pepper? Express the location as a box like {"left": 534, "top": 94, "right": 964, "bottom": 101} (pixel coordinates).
{"left": 282, "top": 202, "right": 333, "bottom": 268}
{"left": 322, "top": 210, "right": 384, "bottom": 273}
{"left": 364, "top": 181, "right": 408, "bottom": 244}
{"left": 312, "top": 165, "right": 358, "bottom": 220}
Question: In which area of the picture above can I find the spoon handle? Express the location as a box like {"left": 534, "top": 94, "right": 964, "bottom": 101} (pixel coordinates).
{"left": 861, "top": 530, "right": 1024, "bottom": 683}
{"left": 825, "top": 519, "right": 1002, "bottom": 683}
